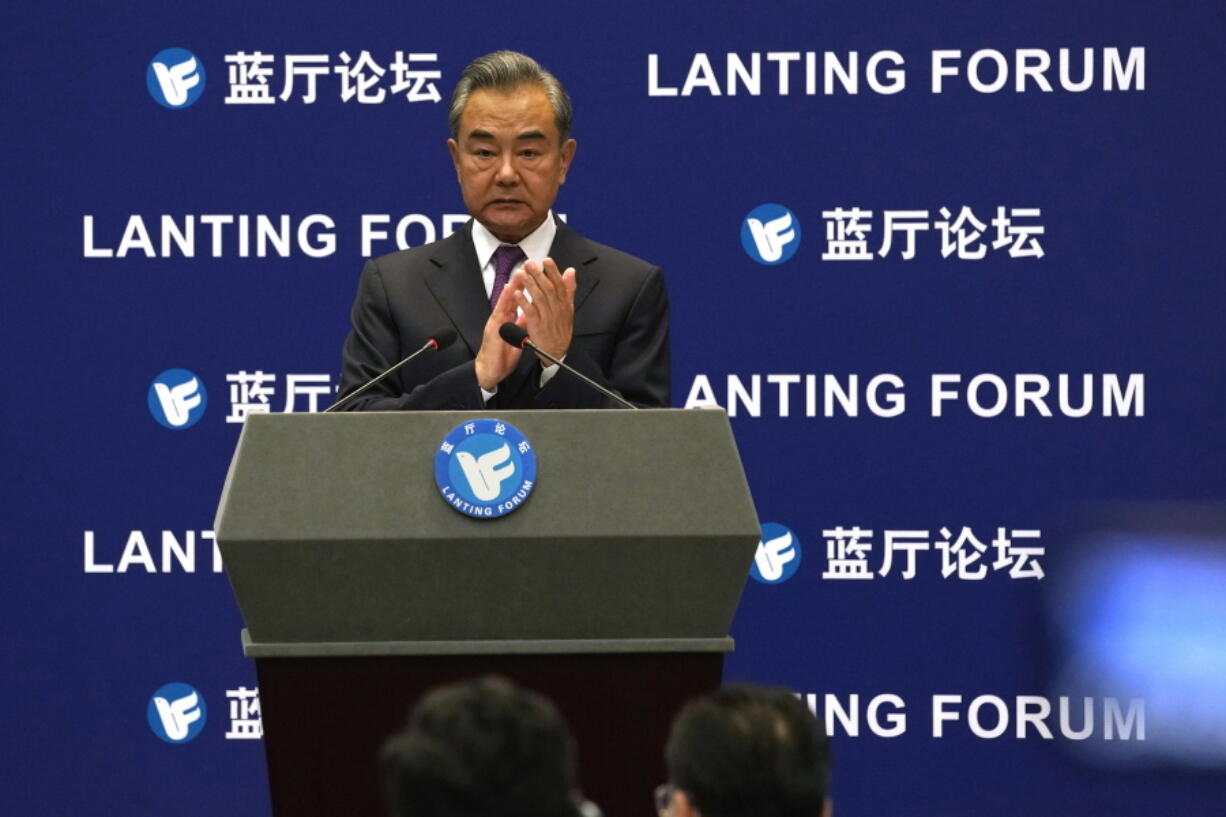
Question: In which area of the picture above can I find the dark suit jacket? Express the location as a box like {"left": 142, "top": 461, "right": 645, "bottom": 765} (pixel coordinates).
{"left": 337, "top": 218, "right": 670, "bottom": 410}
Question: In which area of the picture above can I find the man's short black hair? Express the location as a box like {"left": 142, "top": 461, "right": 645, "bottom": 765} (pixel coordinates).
{"left": 380, "top": 676, "right": 581, "bottom": 817}
{"left": 665, "top": 684, "right": 831, "bottom": 817}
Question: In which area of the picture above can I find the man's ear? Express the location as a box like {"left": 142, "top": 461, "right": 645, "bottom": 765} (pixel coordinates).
{"left": 558, "top": 138, "right": 577, "bottom": 184}
{"left": 672, "top": 789, "right": 700, "bottom": 817}
{"left": 822, "top": 796, "right": 832, "bottom": 817}
{"left": 447, "top": 138, "right": 461, "bottom": 180}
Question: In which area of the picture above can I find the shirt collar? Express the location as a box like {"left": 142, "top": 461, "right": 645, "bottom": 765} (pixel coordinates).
{"left": 471, "top": 212, "right": 558, "bottom": 269}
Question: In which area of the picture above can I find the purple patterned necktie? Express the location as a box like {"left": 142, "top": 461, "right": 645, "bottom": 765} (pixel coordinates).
{"left": 489, "top": 244, "right": 526, "bottom": 309}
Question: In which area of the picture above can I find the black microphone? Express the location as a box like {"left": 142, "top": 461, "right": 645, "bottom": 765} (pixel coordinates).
{"left": 498, "top": 322, "right": 638, "bottom": 410}
{"left": 323, "top": 327, "right": 458, "bottom": 412}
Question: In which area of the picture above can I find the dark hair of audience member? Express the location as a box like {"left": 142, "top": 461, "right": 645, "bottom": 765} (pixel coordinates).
{"left": 665, "top": 684, "right": 831, "bottom": 817}
{"left": 380, "top": 675, "right": 581, "bottom": 817}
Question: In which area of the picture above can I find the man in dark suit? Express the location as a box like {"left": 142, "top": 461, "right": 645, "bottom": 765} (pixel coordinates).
{"left": 338, "top": 51, "right": 669, "bottom": 410}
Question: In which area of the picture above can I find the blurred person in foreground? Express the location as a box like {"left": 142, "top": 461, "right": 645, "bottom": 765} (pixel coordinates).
{"left": 380, "top": 675, "right": 599, "bottom": 817}
{"left": 658, "top": 684, "right": 832, "bottom": 817}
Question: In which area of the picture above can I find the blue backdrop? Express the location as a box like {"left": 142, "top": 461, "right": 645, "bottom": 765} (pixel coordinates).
{"left": 4, "top": 1, "right": 1225, "bottom": 815}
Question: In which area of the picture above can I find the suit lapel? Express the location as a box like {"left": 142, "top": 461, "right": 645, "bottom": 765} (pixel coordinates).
{"left": 422, "top": 220, "right": 490, "bottom": 357}
{"left": 549, "top": 219, "right": 600, "bottom": 312}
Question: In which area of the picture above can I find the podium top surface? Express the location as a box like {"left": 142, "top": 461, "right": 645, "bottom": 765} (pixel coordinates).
{"left": 216, "top": 408, "right": 758, "bottom": 543}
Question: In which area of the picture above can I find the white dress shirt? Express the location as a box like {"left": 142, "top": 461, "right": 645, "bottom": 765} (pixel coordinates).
{"left": 471, "top": 212, "right": 557, "bottom": 298}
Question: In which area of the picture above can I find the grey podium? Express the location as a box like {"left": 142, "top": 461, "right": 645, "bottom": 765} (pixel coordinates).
{"left": 215, "top": 408, "right": 760, "bottom": 817}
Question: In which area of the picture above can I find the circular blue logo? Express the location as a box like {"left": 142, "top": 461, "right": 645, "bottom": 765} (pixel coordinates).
{"left": 148, "top": 368, "right": 207, "bottom": 429}
{"left": 434, "top": 419, "right": 537, "bottom": 518}
{"left": 147, "top": 682, "right": 207, "bottom": 744}
{"left": 741, "top": 203, "right": 801, "bottom": 265}
{"left": 749, "top": 522, "right": 803, "bottom": 584}
{"left": 147, "top": 47, "right": 206, "bottom": 109}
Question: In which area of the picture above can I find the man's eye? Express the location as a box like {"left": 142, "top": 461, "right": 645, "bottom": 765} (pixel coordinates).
{"left": 474, "top": 149, "right": 495, "bottom": 158}
{"left": 520, "top": 150, "right": 540, "bottom": 158}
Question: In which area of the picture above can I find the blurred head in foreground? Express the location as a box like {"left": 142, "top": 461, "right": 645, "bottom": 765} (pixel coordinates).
{"left": 662, "top": 684, "right": 832, "bottom": 817}
{"left": 380, "top": 675, "right": 582, "bottom": 817}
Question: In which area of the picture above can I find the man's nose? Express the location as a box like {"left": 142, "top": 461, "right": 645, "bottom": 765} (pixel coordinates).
{"left": 495, "top": 154, "right": 518, "bottom": 185}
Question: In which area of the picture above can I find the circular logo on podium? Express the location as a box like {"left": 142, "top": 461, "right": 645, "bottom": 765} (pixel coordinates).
{"left": 434, "top": 419, "right": 537, "bottom": 518}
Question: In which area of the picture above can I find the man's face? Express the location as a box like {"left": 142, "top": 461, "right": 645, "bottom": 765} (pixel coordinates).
{"left": 447, "top": 85, "right": 576, "bottom": 244}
